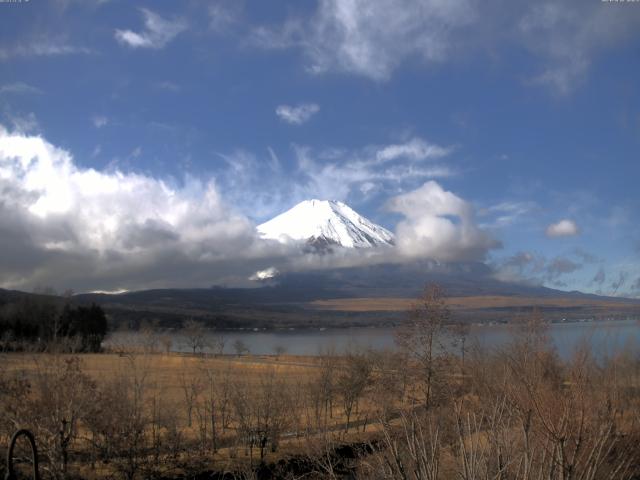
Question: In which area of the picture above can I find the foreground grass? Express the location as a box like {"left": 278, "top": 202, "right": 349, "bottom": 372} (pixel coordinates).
{"left": 0, "top": 350, "right": 392, "bottom": 479}
{"left": 2, "top": 329, "right": 640, "bottom": 480}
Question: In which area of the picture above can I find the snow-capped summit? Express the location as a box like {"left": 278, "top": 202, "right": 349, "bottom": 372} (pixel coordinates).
{"left": 257, "top": 199, "right": 395, "bottom": 249}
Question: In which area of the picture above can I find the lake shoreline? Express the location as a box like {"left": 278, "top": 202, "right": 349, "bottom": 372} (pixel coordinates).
{"left": 104, "top": 318, "right": 640, "bottom": 360}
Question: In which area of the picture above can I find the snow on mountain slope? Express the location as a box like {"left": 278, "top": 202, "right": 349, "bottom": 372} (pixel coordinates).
{"left": 257, "top": 199, "right": 395, "bottom": 248}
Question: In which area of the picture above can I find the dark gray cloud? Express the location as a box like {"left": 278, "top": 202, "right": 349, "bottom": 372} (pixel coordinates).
{"left": 501, "top": 252, "right": 536, "bottom": 270}
{"left": 545, "top": 257, "right": 581, "bottom": 281}
{"left": 493, "top": 251, "right": 585, "bottom": 287}
{"left": 610, "top": 271, "right": 628, "bottom": 296}
{"left": 591, "top": 267, "right": 606, "bottom": 286}
{"left": 573, "top": 248, "right": 599, "bottom": 265}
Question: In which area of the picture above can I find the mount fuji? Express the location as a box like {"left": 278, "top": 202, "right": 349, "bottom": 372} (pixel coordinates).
{"left": 257, "top": 199, "right": 395, "bottom": 249}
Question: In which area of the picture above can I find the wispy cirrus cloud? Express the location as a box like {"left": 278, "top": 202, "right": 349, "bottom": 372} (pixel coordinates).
{"left": 115, "top": 8, "right": 187, "bottom": 49}
{"left": 154, "top": 81, "right": 181, "bottom": 92}
{"left": 275, "top": 103, "right": 320, "bottom": 125}
{"left": 479, "top": 201, "right": 537, "bottom": 228}
{"left": 3, "top": 111, "right": 39, "bottom": 134}
{"left": 212, "top": 136, "right": 456, "bottom": 225}
{"left": 252, "top": 0, "right": 640, "bottom": 94}
{"left": 293, "top": 141, "right": 455, "bottom": 205}
{"left": 208, "top": 0, "right": 243, "bottom": 33}
{"left": 92, "top": 115, "right": 108, "bottom": 128}
{"left": 253, "top": 0, "right": 475, "bottom": 81}
{"left": 0, "top": 39, "right": 91, "bottom": 61}
{"left": 376, "top": 137, "right": 451, "bottom": 162}
{"left": 0, "top": 83, "right": 43, "bottom": 95}
{"left": 518, "top": 2, "right": 640, "bottom": 94}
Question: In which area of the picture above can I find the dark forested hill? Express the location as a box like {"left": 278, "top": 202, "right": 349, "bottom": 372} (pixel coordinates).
{"left": 71, "top": 262, "right": 640, "bottom": 330}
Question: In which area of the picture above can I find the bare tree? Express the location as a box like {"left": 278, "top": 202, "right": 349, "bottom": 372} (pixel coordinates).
{"left": 395, "top": 283, "right": 450, "bottom": 408}
{"left": 274, "top": 345, "right": 287, "bottom": 359}
{"left": 159, "top": 333, "right": 173, "bottom": 354}
{"left": 336, "top": 351, "right": 372, "bottom": 433}
{"left": 230, "top": 369, "right": 291, "bottom": 464}
{"left": 233, "top": 339, "right": 249, "bottom": 357}
{"left": 368, "top": 412, "right": 441, "bottom": 480}
{"left": 183, "top": 319, "right": 207, "bottom": 355}
{"left": 449, "top": 321, "right": 470, "bottom": 374}
{"left": 369, "top": 350, "right": 407, "bottom": 422}
{"left": 139, "top": 323, "right": 159, "bottom": 353}
{"left": 197, "top": 358, "right": 232, "bottom": 453}
{"left": 85, "top": 376, "right": 148, "bottom": 480}
{"left": 179, "top": 367, "right": 203, "bottom": 428}
{"left": 210, "top": 334, "right": 225, "bottom": 357}
{"left": 14, "top": 356, "right": 95, "bottom": 479}
{"left": 307, "top": 350, "right": 338, "bottom": 433}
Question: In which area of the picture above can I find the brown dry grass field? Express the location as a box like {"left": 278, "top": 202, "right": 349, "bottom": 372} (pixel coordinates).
{"left": 309, "top": 295, "right": 640, "bottom": 312}
{"left": 1, "top": 351, "right": 327, "bottom": 433}
{"left": 3, "top": 339, "right": 640, "bottom": 479}
{"left": 0, "top": 351, "right": 389, "bottom": 477}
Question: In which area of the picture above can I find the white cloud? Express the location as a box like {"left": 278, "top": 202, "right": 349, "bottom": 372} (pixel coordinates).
{"left": 254, "top": 0, "right": 640, "bottom": 93}
{"left": 546, "top": 219, "right": 579, "bottom": 238}
{"left": 208, "top": 1, "right": 242, "bottom": 33}
{"left": 249, "top": 266, "right": 279, "bottom": 281}
{"left": 92, "top": 115, "right": 108, "bottom": 128}
{"left": 518, "top": 2, "right": 640, "bottom": 94}
{"left": 275, "top": 103, "right": 320, "bottom": 125}
{"left": 0, "top": 127, "right": 491, "bottom": 291}
{"left": 0, "top": 125, "right": 275, "bottom": 291}
{"left": 376, "top": 137, "right": 452, "bottom": 162}
{"left": 293, "top": 139, "right": 455, "bottom": 203}
{"left": 214, "top": 137, "right": 454, "bottom": 222}
{"left": 53, "top": 0, "right": 111, "bottom": 9}
{"left": 115, "top": 8, "right": 187, "bottom": 49}
{"left": 0, "top": 83, "right": 43, "bottom": 95}
{"left": 479, "top": 201, "right": 537, "bottom": 228}
{"left": 5, "top": 112, "right": 39, "bottom": 134}
{"left": 387, "top": 181, "right": 498, "bottom": 261}
{"left": 0, "top": 40, "right": 91, "bottom": 61}
{"left": 288, "top": 0, "right": 475, "bottom": 81}
{"left": 154, "top": 81, "right": 181, "bottom": 92}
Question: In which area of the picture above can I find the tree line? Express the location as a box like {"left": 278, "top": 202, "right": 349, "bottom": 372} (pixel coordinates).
{"left": 0, "top": 291, "right": 108, "bottom": 353}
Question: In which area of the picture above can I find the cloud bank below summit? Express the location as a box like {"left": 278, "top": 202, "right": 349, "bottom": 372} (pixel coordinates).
{"left": 0, "top": 127, "right": 497, "bottom": 292}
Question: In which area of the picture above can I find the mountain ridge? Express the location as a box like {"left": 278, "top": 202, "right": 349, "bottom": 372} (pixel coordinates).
{"left": 66, "top": 262, "right": 640, "bottom": 329}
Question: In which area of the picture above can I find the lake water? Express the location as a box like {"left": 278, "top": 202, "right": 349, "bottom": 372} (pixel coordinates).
{"left": 105, "top": 318, "right": 640, "bottom": 360}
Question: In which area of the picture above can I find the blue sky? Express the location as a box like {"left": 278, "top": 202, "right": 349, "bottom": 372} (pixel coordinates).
{"left": 1, "top": 0, "right": 640, "bottom": 295}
